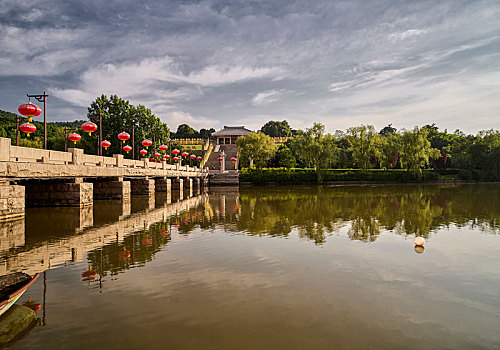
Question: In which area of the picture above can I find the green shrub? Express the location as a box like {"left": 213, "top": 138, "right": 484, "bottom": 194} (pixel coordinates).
{"left": 458, "top": 169, "right": 500, "bottom": 181}
{"left": 239, "top": 168, "right": 439, "bottom": 184}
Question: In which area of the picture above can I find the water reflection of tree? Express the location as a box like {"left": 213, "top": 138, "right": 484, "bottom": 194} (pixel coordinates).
{"left": 95, "top": 185, "right": 499, "bottom": 254}
{"left": 232, "top": 185, "right": 499, "bottom": 244}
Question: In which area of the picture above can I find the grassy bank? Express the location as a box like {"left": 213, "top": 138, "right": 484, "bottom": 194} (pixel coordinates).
{"left": 239, "top": 168, "right": 442, "bottom": 185}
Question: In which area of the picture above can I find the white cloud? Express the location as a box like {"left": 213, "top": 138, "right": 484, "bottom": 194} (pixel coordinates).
{"left": 252, "top": 89, "right": 285, "bottom": 105}
{"left": 161, "top": 111, "right": 219, "bottom": 130}
{"left": 387, "top": 29, "right": 429, "bottom": 42}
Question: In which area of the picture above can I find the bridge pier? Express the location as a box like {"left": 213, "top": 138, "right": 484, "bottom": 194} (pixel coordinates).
{"left": 92, "top": 178, "right": 131, "bottom": 200}
{"left": 154, "top": 178, "right": 171, "bottom": 192}
{"left": 25, "top": 180, "right": 93, "bottom": 207}
{"left": 0, "top": 183, "right": 25, "bottom": 222}
{"left": 183, "top": 178, "right": 193, "bottom": 198}
{"left": 193, "top": 178, "right": 201, "bottom": 196}
{"left": 129, "top": 178, "right": 155, "bottom": 196}
{"left": 172, "top": 178, "right": 183, "bottom": 199}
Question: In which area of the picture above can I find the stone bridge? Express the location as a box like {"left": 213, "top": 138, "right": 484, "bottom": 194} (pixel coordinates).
{"left": 0, "top": 137, "right": 209, "bottom": 221}
{"left": 0, "top": 193, "right": 208, "bottom": 275}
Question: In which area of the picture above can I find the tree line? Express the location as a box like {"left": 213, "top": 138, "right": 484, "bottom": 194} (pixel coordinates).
{"left": 237, "top": 121, "right": 500, "bottom": 181}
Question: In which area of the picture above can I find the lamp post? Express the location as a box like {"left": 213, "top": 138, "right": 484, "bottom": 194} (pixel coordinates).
{"left": 88, "top": 115, "right": 102, "bottom": 156}
{"left": 127, "top": 126, "right": 135, "bottom": 159}
{"left": 26, "top": 92, "right": 48, "bottom": 149}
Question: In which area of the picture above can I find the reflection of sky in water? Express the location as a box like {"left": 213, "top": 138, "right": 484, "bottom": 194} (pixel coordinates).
{"left": 3, "top": 184, "right": 500, "bottom": 349}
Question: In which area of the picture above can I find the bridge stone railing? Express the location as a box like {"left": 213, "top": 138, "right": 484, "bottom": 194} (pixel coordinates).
{"left": 0, "top": 138, "right": 207, "bottom": 175}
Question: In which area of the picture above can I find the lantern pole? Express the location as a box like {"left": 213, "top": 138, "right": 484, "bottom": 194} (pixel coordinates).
{"left": 132, "top": 126, "right": 135, "bottom": 160}
{"left": 27, "top": 92, "right": 48, "bottom": 150}
{"left": 88, "top": 115, "right": 102, "bottom": 156}
{"left": 16, "top": 116, "right": 19, "bottom": 146}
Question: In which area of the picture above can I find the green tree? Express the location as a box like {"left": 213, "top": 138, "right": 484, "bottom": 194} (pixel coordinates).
{"left": 398, "top": 127, "right": 440, "bottom": 171}
{"left": 199, "top": 128, "right": 215, "bottom": 139}
{"left": 379, "top": 124, "right": 397, "bottom": 136}
{"left": 274, "top": 145, "right": 296, "bottom": 168}
{"left": 261, "top": 120, "right": 292, "bottom": 137}
{"left": 86, "top": 95, "right": 170, "bottom": 157}
{"left": 173, "top": 124, "right": 198, "bottom": 139}
{"left": 346, "top": 125, "right": 377, "bottom": 169}
{"left": 236, "top": 132, "right": 277, "bottom": 168}
{"left": 374, "top": 133, "right": 399, "bottom": 169}
{"left": 290, "top": 123, "right": 338, "bottom": 182}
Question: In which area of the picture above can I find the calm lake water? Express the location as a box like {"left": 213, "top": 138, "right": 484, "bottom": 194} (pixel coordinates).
{"left": 1, "top": 184, "right": 499, "bottom": 349}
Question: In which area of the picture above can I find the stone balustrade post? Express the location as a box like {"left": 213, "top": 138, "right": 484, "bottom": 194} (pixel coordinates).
{"left": 0, "top": 138, "right": 10, "bottom": 161}
{"left": 68, "top": 148, "right": 84, "bottom": 165}
{"left": 113, "top": 154, "right": 123, "bottom": 167}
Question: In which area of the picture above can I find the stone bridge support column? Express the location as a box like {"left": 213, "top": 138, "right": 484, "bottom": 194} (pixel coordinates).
{"left": 183, "top": 178, "right": 193, "bottom": 198}
{"left": 192, "top": 178, "right": 201, "bottom": 195}
{"left": 25, "top": 179, "right": 93, "bottom": 207}
{"left": 93, "top": 178, "right": 131, "bottom": 200}
{"left": 0, "top": 182, "right": 25, "bottom": 222}
{"left": 171, "top": 178, "right": 183, "bottom": 200}
{"left": 129, "top": 178, "right": 155, "bottom": 196}
{"left": 154, "top": 178, "right": 171, "bottom": 193}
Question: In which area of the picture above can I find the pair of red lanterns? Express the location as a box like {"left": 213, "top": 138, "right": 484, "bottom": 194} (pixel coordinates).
{"left": 18, "top": 102, "right": 42, "bottom": 136}
{"left": 217, "top": 157, "right": 237, "bottom": 163}
{"left": 67, "top": 121, "right": 104, "bottom": 147}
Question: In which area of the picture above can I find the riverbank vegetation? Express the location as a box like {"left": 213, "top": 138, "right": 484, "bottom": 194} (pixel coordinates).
{"left": 237, "top": 121, "right": 500, "bottom": 183}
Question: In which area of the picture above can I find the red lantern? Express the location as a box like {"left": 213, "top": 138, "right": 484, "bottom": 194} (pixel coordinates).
{"left": 101, "top": 140, "right": 111, "bottom": 149}
{"left": 19, "top": 122, "right": 36, "bottom": 137}
{"left": 68, "top": 133, "right": 81, "bottom": 144}
{"left": 18, "top": 103, "right": 41, "bottom": 122}
{"left": 140, "top": 149, "right": 148, "bottom": 156}
{"left": 196, "top": 156, "right": 202, "bottom": 161}
{"left": 165, "top": 155, "right": 171, "bottom": 159}
{"left": 154, "top": 152, "right": 161, "bottom": 158}
{"left": 190, "top": 154, "right": 196, "bottom": 159}
{"left": 118, "top": 132, "right": 130, "bottom": 143}
{"left": 230, "top": 157, "right": 237, "bottom": 163}
{"left": 159, "top": 144, "right": 168, "bottom": 152}
{"left": 123, "top": 145, "right": 132, "bottom": 153}
{"left": 217, "top": 157, "right": 223, "bottom": 162}
{"left": 173, "top": 156, "right": 179, "bottom": 161}
{"left": 172, "top": 149, "right": 180, "bottom": 155}
{"left": 161, "top": 157, "right": 167, "bottom": 162}
{"left": 142, "top": 139, "right": 152, "bottom": 149}
{"left": 181, "top": 152, "right": 189, "bottom": 157}
{"left": 82, "top": 121, "right": 97, "bottom": 136}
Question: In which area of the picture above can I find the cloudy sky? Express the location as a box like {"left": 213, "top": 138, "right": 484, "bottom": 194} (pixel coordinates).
{"left": 1, "top": 0, "right": 499, "bottom": 133}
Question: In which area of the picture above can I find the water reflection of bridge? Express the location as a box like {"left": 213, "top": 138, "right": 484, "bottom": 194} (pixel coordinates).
{"left": 0, "top": 193, "right": 209, "bottom": 275}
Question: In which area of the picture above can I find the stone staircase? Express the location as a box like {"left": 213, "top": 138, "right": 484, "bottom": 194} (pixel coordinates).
{"left": 206, "top": 143, "right": 239, "bottom": 185}
{"left": 205, "top": 144, "right": 238, "bottom": 171}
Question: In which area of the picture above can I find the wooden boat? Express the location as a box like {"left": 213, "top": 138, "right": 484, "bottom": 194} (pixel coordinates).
{"left": 0, "top": 273, "right": 39, "bottom": 318}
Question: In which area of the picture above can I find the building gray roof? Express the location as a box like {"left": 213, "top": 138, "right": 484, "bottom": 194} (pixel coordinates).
{"left": 212, "top": 126, "right": 253, "bottom": 137}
